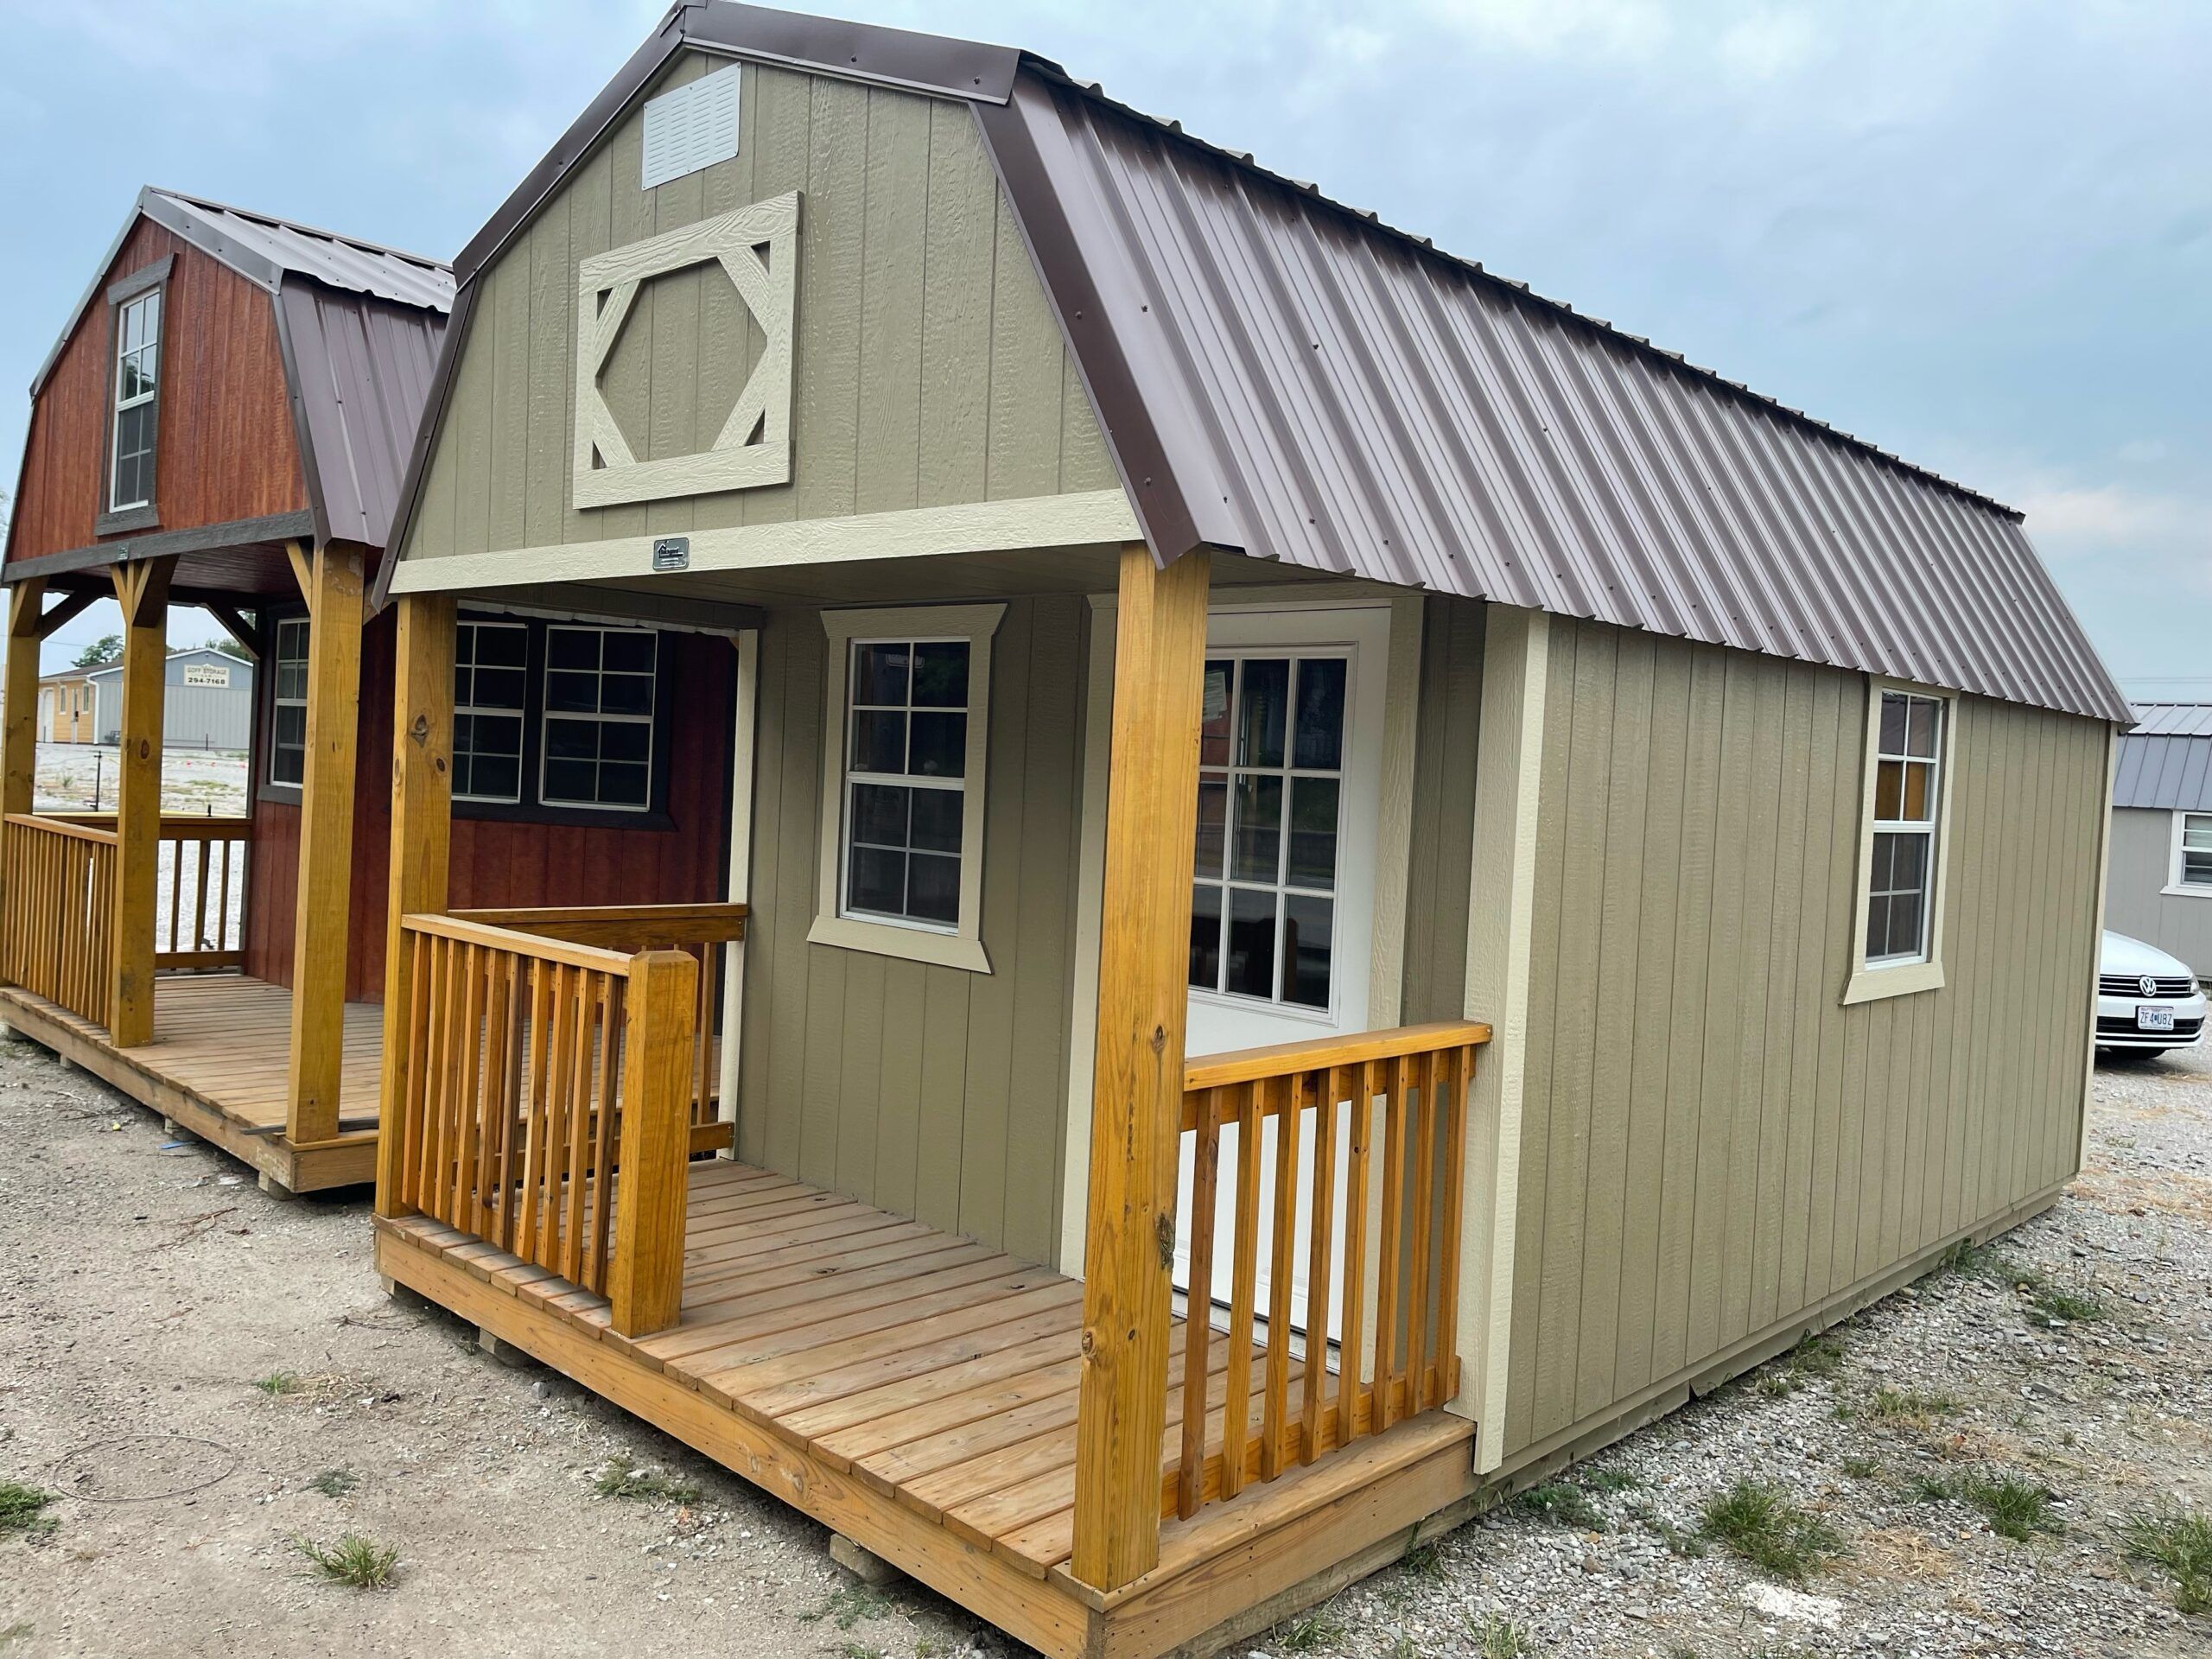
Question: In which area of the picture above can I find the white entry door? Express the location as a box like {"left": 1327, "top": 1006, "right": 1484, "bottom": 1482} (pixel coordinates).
{"left": 1176, "top": 605, "right": 1392, "bottom": 1344}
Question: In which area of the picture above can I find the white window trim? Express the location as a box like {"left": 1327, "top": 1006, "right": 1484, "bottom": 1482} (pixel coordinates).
{"left": 109, "top": 289, "right": 161, "bottom": 513}
{"left": 537, "top": 624, "right": 657, "bottom": 812}
{"left": 2161, "top": 809, "right": 2212, "bottom": 899}
{"left": 454, "top": 618, "right": 530, "bottom": 805}
{"left": 809, "top": 604, "right": 1003, "bottom": 973}
{"left": 1843, "top": 677, "right": 1956, "bottom": 1006}
{"left": 269, "top": 616, "right": 310, "bottom": 789}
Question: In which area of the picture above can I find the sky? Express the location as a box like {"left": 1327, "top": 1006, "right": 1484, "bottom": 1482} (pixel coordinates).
{"left": 0, "top": 0, "right": 2206, "bottom": 691}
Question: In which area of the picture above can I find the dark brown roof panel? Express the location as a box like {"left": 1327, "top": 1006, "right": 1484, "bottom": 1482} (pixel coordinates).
{"left": 988, "top": 69, "right": 2128, "bottom": 722}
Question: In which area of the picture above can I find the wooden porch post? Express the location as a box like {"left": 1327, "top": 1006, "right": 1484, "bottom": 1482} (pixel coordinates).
{"left": 3, "top": 581, "right": 47, "bottom": 823}
{"left": 374, "top": 591, "right": 454, "bottom": 1219}
{"left": 608, "top": 947, "right": 700, "bottom": 1338}
{"left": 107, "top": 556, "right": 176, "bottom": 1046}
{"left": 284, "top": 543, "right": 365, "bottom": 1147}
{"left": 1073, "top": 541, "right": 1210, "bottom": 1592}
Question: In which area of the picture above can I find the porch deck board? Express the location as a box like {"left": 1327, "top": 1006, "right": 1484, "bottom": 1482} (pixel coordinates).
{"left": 378, "top": 1157, "right": 1363, "bottom": 1580}
{"left": 0, "top": 972, "right": 382, "bottom": 1191}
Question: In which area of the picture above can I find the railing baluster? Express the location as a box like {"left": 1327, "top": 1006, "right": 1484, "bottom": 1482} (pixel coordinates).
{"left": 453, "top": 944, "right": 486, "bottom": 1228}
{"left": 585, "top": 972, "right": 623, "bottom": 1292}
{"left": 401, "top": 930, "right": 432, "bottom": 1212}
{"left": 1339, "top": 1058, "right": 1375, "bottom": 1448}
{"left": 563, "top": 968, "right": 597, "bottom": 1287}
{"left": 1405, "top": 1049, "right": 1437, "bottom": 1416}
{"left": 1262, "top": 1073, "right": 1302, "bottom": 1482}
{"left": 1176, "top": 1086, "right": 1221, "bottom": 1520}
{"left": 1432, "top": 1045, "right": 1470, "bottom": 1408}
{"left": 1301, "top": 1066, "right": 1339, "bottom": 1465}
{"left": 1221, "top": 1081, "right": 1262, "bottom": 1501}
{"left": 192, "top": 839, "right": 211, "bottom": 956}
{"left": 1374, "top": 1055, "right": 1408, "bottom": 1433}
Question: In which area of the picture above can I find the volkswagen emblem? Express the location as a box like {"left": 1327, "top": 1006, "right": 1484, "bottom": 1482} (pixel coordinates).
{"left": 2140, "top": 975, "right": 2158, "bottom": 997}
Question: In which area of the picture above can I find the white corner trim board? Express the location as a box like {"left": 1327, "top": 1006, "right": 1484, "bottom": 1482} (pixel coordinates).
{"left": 573, "top": 194, "right": 799, "bottom": 509}
{"left": 387, "top": 489, "right": 1143, "bottom": 594}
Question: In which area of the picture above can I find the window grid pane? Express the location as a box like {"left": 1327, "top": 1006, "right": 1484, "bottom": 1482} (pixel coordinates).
{"left": 538, "top": 626, "right": 656, "bottom": 810}
{"left": 1865, "top": 690, "right": 1945, "bottom": 966}
{"left": 270, "top": 617, "right": 309, "bottom": 787}
{"left": 1191, "top": 652, "right": 1348, "bottom": 1010}
{"left": 110, "top": 291, "right": 161, "bottom": 512}
{"left": 454, "top": 620, "right": 529, "bottom": 804}
{"left": 842, "top": 636, "right": 972, "bottom": 931}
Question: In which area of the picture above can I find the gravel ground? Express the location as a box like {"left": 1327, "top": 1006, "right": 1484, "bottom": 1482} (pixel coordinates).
{"left": 32, "top": 742, "right": 246, "bottom": 817}
{"left": 1283, "top": 1046, "right": 2212, "bottom": 1659}
{"left": 1, "top": 1029, "right": 2206, "bottom": 1657}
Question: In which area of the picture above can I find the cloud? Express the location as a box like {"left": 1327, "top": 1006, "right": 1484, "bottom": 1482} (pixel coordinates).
{"left": 2017, "top": 481, "right": 2202, "bottom": 556}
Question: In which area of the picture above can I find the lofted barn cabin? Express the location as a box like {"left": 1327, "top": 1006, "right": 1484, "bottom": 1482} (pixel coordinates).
{"left": 0, "top": 188, "right": 738, "bottom": 1193}
{"left": 363, "top": 6, "right": 2125, "bottom": 1655}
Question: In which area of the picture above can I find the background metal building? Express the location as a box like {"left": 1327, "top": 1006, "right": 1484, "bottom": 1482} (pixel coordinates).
{"left": 85, "top": 645, "right": 252, "bottom": 751}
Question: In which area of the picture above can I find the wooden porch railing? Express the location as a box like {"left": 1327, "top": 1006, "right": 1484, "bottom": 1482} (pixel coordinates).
{"left": 1167, "top": 1020, "right": 1489, "bottom": 1522}
{"left": 389, "top": 911, "right": 713, "bottom": 1338}
{"left": 449, "top": 904, "right": 746, "bottom": 1128}
{"left": 44, "top": 811, "right": 251, "bottom": 973}
{"left": 0, "top": 813, "right": 118, "bottom": 1024}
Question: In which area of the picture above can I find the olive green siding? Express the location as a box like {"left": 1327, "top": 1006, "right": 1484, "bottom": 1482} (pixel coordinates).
{"left": 1400, "top": 595, "right": 1486, "bottom": 1024}
{"left": 1499, "top": 618, "right": 2105, "bottom": 1462}
{"left": 738, "top": 595, "right": 1089, "bottom": 1264}
{"left": 402, "top": 51, "right": 1117, "bottom": 564}
{"left": 2103, "top": 805, "right": 2212, "bottom": 976}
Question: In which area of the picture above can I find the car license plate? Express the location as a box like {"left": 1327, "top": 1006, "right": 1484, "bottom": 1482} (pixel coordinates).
{"left": 2138, "top": 1005, "right": 2176, "bottom": 1033}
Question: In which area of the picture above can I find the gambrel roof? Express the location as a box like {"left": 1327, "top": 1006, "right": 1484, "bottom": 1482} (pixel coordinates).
{"left": 397, "top": 0, "right": 2128, "bottom": 722}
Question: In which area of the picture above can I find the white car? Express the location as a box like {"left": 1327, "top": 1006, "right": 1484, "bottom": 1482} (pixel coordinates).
{"left": 2096, "top": 930, "right": 2207, "bottom": 1056}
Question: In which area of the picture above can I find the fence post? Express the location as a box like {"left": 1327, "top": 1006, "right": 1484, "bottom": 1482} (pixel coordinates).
{"left": 608, "top": 948, "right": 697, "bottom": 1338}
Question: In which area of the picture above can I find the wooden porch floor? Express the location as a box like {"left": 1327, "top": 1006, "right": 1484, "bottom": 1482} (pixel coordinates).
{"left": 376, "top": 1159, "right": 1478, "bottom": 1659}
{"left": 0, "top": 973, "right": 382, "bottom": 1192}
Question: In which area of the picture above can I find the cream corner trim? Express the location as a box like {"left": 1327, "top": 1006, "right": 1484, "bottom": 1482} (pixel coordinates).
{"left": 808, "top": 603, "right": 1005, "bottom": 976}
{"left": 386, "top": 489, "right": 1142, "bottom": 595}
{"left": 1453, "top": 605, "right": 1548, "bottom": 1472}
{"left": 716, "top": 628, "right": 759, "bottom": 1145}
{"left": 573, "top": 194, "right": 799, "bottom": 509}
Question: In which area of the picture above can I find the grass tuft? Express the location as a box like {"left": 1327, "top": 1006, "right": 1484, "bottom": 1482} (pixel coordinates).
{"left": 1516, "top": 1480, "right": 1607, "bottom": 1532}
{"left": 252, "top": 1371, "right": 302, "bottom": 1397}
{"left": 1274, "top": 1610, "right": 1345, "bottom": 1652}
{"left": 1911, "top": 1469, "right": 2062, "bottom": 1541}
{"left": 0, "top": 1483, "right": 57, "bottom": 1542}
{"left": 2123, "top": 1502, "right": 2212, "bottom": 1617}
{"left": 292, "top": 1532, "right": 399, "bottom": 1589}
{"left": 592, "top": 1453, "right": 702, "bottom": 1505}
{"left": 2026, "top": 1285, "right": 2104, "bottom": 1327}
{"left": 1471, "top": 1612, "right": 1529, "bottom": 1658}
{"left": 1697, "top": 1478, "right": 1844, "bottom": 1581}
{"left": 1583, "top": 1466, "right": 1643, "bottom": 1493}
{"left": 1865, "top": 1387, "right": 1962, "bottom": 1427}
{"left": 802, "top": 1584, "right": 895, "bottom": 1630}
{"left": 1399, "top": 1539, "right": 1447, "bottom": 1580}
{"left": 307, "top": 1468, "right": 359, "bottom": 1499}
{"left": 1839, "top": 1453, "right": 1883, "bottom": 1481}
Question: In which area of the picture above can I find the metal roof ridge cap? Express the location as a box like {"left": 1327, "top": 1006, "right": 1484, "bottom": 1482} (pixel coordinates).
{"left": 683, "top": 0, "right": 1021, "bottom": 103}
{"left": 147, "top": 187, "right": 450, "bottom": 275}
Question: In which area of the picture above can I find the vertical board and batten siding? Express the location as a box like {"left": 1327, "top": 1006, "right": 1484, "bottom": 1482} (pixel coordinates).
{"left": 2103, "top": 807, "right": 2212, "bottom": 976}
{"left": 1399, "top": 595, "right": 1486, "bottom": 1023}
{"left": 1500, "top": 618, "right": 2106, "bottom": 1464}
{"left": 737, "top": 596, "right": 1088, "bottom": 1265}
{"left": 7, "top": 219, "right": 304, "bottom": 565}
{"left": 401, "top": 51, "right": 1118, "bottom": 568}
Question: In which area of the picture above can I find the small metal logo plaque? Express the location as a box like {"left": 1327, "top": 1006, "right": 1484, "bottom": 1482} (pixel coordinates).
{"left": 652, "top": 536, "right": 690, "bottom": 572}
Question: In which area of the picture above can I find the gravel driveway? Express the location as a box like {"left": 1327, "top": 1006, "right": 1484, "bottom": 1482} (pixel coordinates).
{"left": 1, "top": 1030, "right": 2206, "bottom": 1657}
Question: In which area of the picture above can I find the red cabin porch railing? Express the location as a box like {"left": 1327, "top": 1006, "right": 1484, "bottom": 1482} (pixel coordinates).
{"left": 0, "top": 813, "right": 118, "bottom": 1024}
{"left": 1166, "top": 1020, "right": 1488, "bottom": 1522}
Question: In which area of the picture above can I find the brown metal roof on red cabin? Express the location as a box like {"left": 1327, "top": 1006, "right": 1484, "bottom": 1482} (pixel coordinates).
{"left": 397, "top": 0, "right": 2129, "bottom": 723}
{"left": 4, "top": 188, "right": 451, "bottom": 588}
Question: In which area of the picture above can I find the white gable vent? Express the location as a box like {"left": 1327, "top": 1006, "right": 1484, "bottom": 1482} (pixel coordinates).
{"left": 641, "top": 64, "right": 741, "bottom": 191}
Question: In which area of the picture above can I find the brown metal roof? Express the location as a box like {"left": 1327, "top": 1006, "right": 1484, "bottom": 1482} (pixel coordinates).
{"left": 16, "top": 187, "right": 450, "bottom": 569}
{"left": 388, "top": 2, "right": 2129, "bottom": 721}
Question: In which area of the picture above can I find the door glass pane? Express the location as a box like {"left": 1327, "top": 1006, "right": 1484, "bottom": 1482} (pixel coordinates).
{"left": 1224, "top": 887, "right": 1277, "bottom": 999}
{"left": 1199, "top": 661, "right": 1232, "bottom": 766}
{"left": 1189, "top": 883, "right": 1223, "bottom": 990}
{"left": 1194, "top": 777, "right": 1227, "bottom": 878}
{"left": 1230, "top": 774, "right": 1282, "bottom": 883}
{"left": 1236, "top": 658, "right": 1288, "bottom": 767}
{"left": 1287, "top": 776, "right": 1339, "bottom": 890}
{"left": 1292, "top": 658, "right": 1346, "bottom": 771}
{"left": 1282, "top": 894, "right": 1333, "bottom": 1009}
